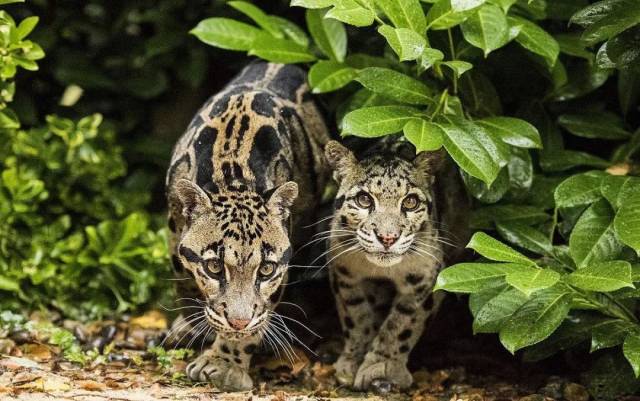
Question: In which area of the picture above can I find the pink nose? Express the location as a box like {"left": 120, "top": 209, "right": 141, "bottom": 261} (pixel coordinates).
{"left": 228, "top": 318, "right": 251, "bottom": 330}
{"left": 376, "top": 232, "right": 399, "bottom": 248}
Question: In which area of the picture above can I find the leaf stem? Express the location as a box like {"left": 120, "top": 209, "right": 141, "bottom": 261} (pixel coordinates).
{"left": 447, "top": 29, "right": 458, "bottom": 95}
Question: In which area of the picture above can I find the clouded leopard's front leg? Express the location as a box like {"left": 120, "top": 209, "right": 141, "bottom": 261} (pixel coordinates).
{"left": 331, "top": 266, "right": 377, "bottom": 385}
{"left": 354, "top": 280, "right": 443, "bottom": 390}
{"left": 186, "top": 334, "right": 260, "bottom": 391}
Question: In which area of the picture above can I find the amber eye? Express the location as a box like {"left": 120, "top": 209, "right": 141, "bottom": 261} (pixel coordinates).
{"left": 402, "top": 194, "right": 421, "bottom": 211}
{"left": 355, "top": 191, "right": 373, "bottom": 209}
{"left": 204, "top": 259, "right": 223, "bottom": 278}
{"left": 259, "top": 262, "right": 277, "bottom": 278}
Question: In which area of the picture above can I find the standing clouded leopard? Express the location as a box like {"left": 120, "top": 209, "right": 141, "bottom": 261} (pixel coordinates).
{"left": 324, "top": 140, "right": 468, "bottom": 391}
{"left": 166, "top": 62, "right": 329, "bottom": 390}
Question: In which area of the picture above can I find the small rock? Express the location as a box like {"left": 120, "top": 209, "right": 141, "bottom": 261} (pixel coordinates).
{"left": 73, "top": 326, "right": 87, "bottom": 344}
{"left": 0, "top": 339, "right": 15, "bottom": 354}
{"left": 9, "top": 330, "right": 31, "bottom": 345}
{"left": 563, "top": 383, "right": 589, "bottom": 401}
{"left": 370, "top": 379, "right": 392, "bottom": 394}
{"left": 101, "top": 325, "right": 117, "bottom": 343}
{"left": 540, "top": 381, "right": 564, "bottom": 399}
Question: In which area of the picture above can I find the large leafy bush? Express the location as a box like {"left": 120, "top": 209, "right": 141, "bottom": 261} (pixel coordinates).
{"left": 192, "top": 0, "right": 640, "bottom": 396}
{"left": 0, "top": 3, "right": 170, "bottom": 320}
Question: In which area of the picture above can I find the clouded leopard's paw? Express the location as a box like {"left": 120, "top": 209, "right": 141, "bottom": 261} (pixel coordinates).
{"left": 353, "top": 359, "right": 412, "bottom": 391}
{"left": 186, "top": 355, "right": 252, "bottom": 391}
{"left": 333, "top": 354, "right": 361, "bottom": 386}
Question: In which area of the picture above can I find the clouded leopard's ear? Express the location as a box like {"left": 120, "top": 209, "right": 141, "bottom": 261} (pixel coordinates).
{"left": 413, "top": 149, "right": 445, "bottom": 183}
{"left": 266, "top": 181, "right": 298, "bottom": 219}
{"left": 175, "top": 179, "right": 212, "bottom": 221}
{"left": 325, "top": 140, "right": 358, "bottom": 182}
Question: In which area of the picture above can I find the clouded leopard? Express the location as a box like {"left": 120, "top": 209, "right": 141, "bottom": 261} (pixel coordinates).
{"left": 324, "top": 139, "right": 469, "bottom": 391}
{"left": 166, "top": 62, "right": 330, "bottom": 390}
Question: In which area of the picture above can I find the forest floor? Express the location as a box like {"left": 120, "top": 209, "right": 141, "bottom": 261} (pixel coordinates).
{"left": 0, "top": 309, "right": 590, "bottom": 401}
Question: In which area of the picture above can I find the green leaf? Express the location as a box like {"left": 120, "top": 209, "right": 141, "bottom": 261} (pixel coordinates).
{"left": 306, "top": 9, "right": 347, "bottom": 62}
{"left": 461, "top": 4, "right": 509, "bottom": 56}
{"left": 467, "top": 232, "right": 536, "bottom": 266}
{"left": 426, "top": 0, "right": 484, "bottom": 30}
{"left": 325, "top": 0, "right": 376, "bottom": 27}
{"left": 435, "top": 262, "right": 528, "bottom": 293}
{"left": 0, "top": 276, "right": 21, "bottom": 293}
{"left": 499, "top": 286, "right": 572, "bottom": 353}
{"left": 403, "top": 119, "right": 444, "bottom": 151}
{"left": 462, "top": 168, "right": 509, "bottom": 203}
{"left": 555, "top": 33, "right": 593, "bottom": 60}
{"left": 355, "top": 67, "right": 434, "bottom": 105}
{"left": 615, "top": 196, "right": 640, "bottom": 252}
{"left": 291, "top": 0, "right": 335, "bottom": 8}
{"left": 473, "top": 287, "right": 528, "bottom": 333}
{"left": 342, "top": 105, "right": 420, "bottom": 137}
{"left": 558, "top": 112, "right": 631, "bottom": 140}
{"left": 567, "top": 261, "right": 634, "bottom": 292}
{"left": 248, "top": 35, "right": 317, "bottom": 63}
{"left": 506, "top": 268, "right": 561, "bottom": 296}
{"left": 619, "top": 69, "right": 640, "bottom": 117}
{"left": 16, "top": 16, "right": 38, "bottom": 40}
{"left": 600, "top": 175, "right": 640, "bottom": 210}
{"left": 269, "top": 17, "right": 310, "bottom": 47}
{"left": 441, "top": 60, "right": 473, "bottom": 78}
{"left": 190, "top": 18, "right": 261, "bottom": 51}
{"left": 487, "top": 0, "right": 516, "bottom": 12}
{"left": 378, "top": 25, "right": 427, "bottom": 61}
{"left": 570, "top": 200, "right": 623, "bottom": 268}
{"left": 496, "top": 221, "right": 553, "bottom": 255}
{"left": 554, "top": 171, "right": 605, "bottom": 209}
{"left": 228, "top": 1, "right": 283, "bottom": 38}
{"left": 419, "top": 48, "right": 445, "bottom": 71}
{"left": 507, "top": 147, "right": 534, "bottom": 195}
{"left": 510, "top": 16, "right": 559, "bottom": 68}
{"left": 308, "top": 61, "right": 357, "bottom": 93}
{"left": 375, "top": 0, "right": 427, "bottom": 34}
{"left": 624, "top": 332, "right": 640, "bottom": 377}
{"left": 436, "top": 115, "right": 503, "bottom": 184}
{"left": 591, "top": 319, "right": 635, "bottom": 351}
{"left": 477, "top": 117, "right": 541, "bottom": 149}
{"left": 0, "top": 0, "right": 24, "bottom": 4}
{"left": 575, "top": 0, "right": 640, "bottom": 45}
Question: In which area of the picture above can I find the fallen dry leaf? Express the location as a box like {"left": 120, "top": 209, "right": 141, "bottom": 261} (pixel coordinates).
{"left": 76, "top": 379, "right": 107, "bottom": 391}
{"left": 21, "top": 344, "right": 53, "bottom": 362}
{"left": 43, "top": 375, "right": 71, "bottom": 392}
{"left": 130, "top": 310, "right": 167, "bottom": 330}
{"left": 606, "top": 163, "right": 631, "bottom": 176}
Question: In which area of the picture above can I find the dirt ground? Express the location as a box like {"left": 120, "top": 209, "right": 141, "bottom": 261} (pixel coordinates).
{"left": 0, "top": 307, "right": 591, "bottom": 401}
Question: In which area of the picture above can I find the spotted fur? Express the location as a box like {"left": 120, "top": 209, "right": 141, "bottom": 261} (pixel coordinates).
{"left": 166, "top": 62, "right": 329, "bottom": 390}
{"left": 324, "top": 139, "right": 468, "bottom": 391}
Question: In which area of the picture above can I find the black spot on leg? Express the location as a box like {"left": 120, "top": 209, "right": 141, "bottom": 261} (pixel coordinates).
{"left": 399, "top": 344, "right": 410, "bottom": 353}
{"left": 345, "top": 316, "right": 355, "bottom": 329}
{"left": 405, "top": 273, "right": 424, "bottom": 285}
{"left": 423, "top": 296, "right": 434, "bottom": 311}
{"left": 221, "top": 344, "right": 231, "bottom": 354}
{"left": 244, "top": 344, "right": 257, "bottom": 354}
{"left": 396, "top": 303, "right": 416, "bottom": 315}
{"left": 398, "top": 329, "right": 412, "bottom": 341}
{"left": 233, "top": 349, "right": 240, "bottom": 357}
{"left": 234, "top": 358, "right": 242, "bottom": 364}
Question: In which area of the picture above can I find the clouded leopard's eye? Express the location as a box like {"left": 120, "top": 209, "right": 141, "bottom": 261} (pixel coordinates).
{"left": 401, "top": 194, "right": 421, "bottom": 212}
{"left": 355, "top": 191, "right": 373, "bottom": 209}
{"left": 258, "top": 262, "right": 277, "bottom": 279}
{"left": 204, "top": 259, "right": 223, "bottom": 278}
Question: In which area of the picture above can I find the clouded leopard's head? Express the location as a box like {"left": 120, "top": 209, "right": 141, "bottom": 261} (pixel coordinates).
{"left": 174, "top": 179, "right": 297, "bottom": 339}
{"left": 325, "top": 140, "right": 443, "bottom": 268}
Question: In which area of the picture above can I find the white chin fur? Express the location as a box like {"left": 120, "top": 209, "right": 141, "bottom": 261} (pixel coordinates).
{"left": 365, "top": 252, "right": 403, "bottom": 267}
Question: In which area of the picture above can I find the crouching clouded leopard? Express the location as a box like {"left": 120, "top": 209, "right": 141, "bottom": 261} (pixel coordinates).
{"left": 324, "top": 140, "right": 468, "bottom": 391}
{"left": 166, "top": 62, "right": 329, "bottom": 391}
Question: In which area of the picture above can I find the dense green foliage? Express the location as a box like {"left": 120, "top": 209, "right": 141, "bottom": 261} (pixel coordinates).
{"left": 193, "top": 0, "right": 640, "bottom": 397}
{"left": 0, "top": 3, "right": 170, "bottom": 320}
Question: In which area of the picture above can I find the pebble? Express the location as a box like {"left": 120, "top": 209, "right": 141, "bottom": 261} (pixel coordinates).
{"left": 9, "top": 330, "right": 32, "bottom": 345}
{"left": 0, "top": 339, "right": 15, "bottom": 354}
{"left": 73, "top": 326, "right": 87, "bottom": 344}
{"left": 370, "top": 379, "right": 392, "bottom": 395}
{"left": 519, "top": 395, "right": 546, "bottom": 401}
{"left": 563, "top": 383, "right": 589, "bottom": 401}
{"left": 101, "top": 325, "right": 117, "bottom": 343}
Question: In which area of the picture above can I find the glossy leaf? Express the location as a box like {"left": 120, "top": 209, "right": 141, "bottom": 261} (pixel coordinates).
{"left": 228, "top": 2, "right": 283, "bottom": 37}
{"left": 375, "top": 0, "right": 427, "bottom": 34}
{"left": 306, "top": 9, "right": 347, "bottom": 62}
{"left": 567, "top": 261, "right": 633, "bottom": 292}
{"left": 467, "top": 232, "right": 536, "bottom": 266}
{"left": 403, "top": 119, "right": 444, "bottom": 151}
{"left": 190, "top": 18, "right": 261, "bottom": 51}
{"left": 506, "top": 268, "right": 561, "bottom": 296}
{"left": 554, "top": 171, "right": 605, "bottom": 209}
{"left": 624, "top": 332, "right": 640, "bottom": 377}
{"left": 461, "top": 4, "right": 509, "bottom": 56}
{"left": 435, "top": 262, "right": 528, "bottom": 293}
{"left": 558, "top": 112, "right": 631, "bottom": 140}
{"left": 378, "top": 25, "right": 427, "bottom": 61}
{"left": 308, "top": 61, "right": 357, "bottom": 93}
{"left": 615, "top": 196, "right": 640, "bottom": 252}
{"left": 473, "top": 287, "right": 528, "bottom": 333}
{"left": 496, "top": 221, "right": 553, "bottom": 255}
{"left": 477, "top": 117, "right": 542, "bottom": 148}
{"left": 570, "top": 199, "right": 623, "bottom": 268}
{"left": 342, "top": 106, "right": 420, "bottom": 137}
{"left": 325, "top": 0, "right": 376, "bottom": 27}
{"left": 510, "top": 16, "right": 559, "bottom": 68}
{"left": 426, "top": 0, "right": 484, "bottom": 30}
{"left": 249, "top": 35, "right": 317, "bottom": 63}
{"left": 356, "top": 67, "right": 434, "bottom": 105}
{"left": 290, "top": 0, "right": 335, "bottom": 8}
{"left": 499, "top": 285, "right": 572, "bottom": 353}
